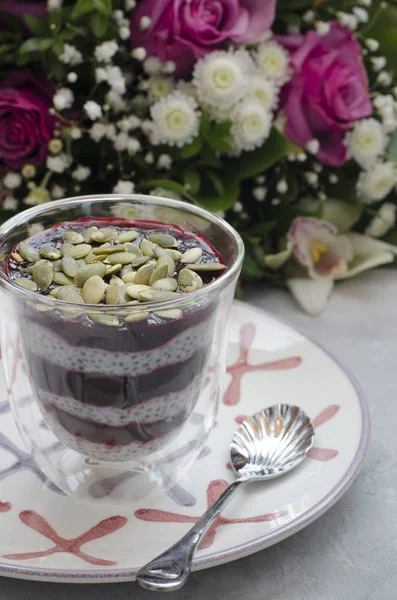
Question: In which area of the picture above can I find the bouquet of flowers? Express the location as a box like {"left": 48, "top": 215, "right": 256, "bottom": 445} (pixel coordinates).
{"left": 1, "top": 0, "right": 397, "bottom": 314}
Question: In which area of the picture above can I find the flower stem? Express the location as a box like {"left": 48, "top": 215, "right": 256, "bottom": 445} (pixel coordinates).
{"left": 40, "top": 171, "right": 52, "bottom": 189}
{"left": 361, "top": 1, "right": 388, "bottom": 36}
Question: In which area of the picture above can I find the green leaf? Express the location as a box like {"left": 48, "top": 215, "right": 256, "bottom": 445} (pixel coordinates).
{"left": 47, "top": 51, "right": 65, "bottom": 80}
{"left": 91, "top": 12, "right": 108, "bottom": 37}
{"left": 0, "top": 12, "right": 21, "bottom": 32}
{"left": 241, "top": 243, "right": 265, "bottom": 280}
{"left": 19, "top": 38, "right": 53, "bottom": 55}
{"left": 179, "top": 137, "right": 202, "bottom": 159}
{"left": 71, "top": 0, "right": 95, "bottom": 19}
{"left": 206, "top": 170, "right": 224, "bottom": 197}
{"left": 51, "top": 38, "right": 64, "bottom": 55}
{"left": 183, "top": 170, "right": 201, "bottom": 195}
{"left": 227, "top": 128, "right": 298, "bottom": 181}
{"left": 49, "top": 9, "right": 62, "bottom": 34}
{"left": 277, "top": 0, "right": 312, "bottom": 10}
{"left": 23, "top": 14, "right": 48, "bottom": 36}
{"left": 241, "top": 221, "right": 276, "bottom": 238}
{"left": 136, "top": 179, "right": 195, "bottom": 201}
{"left": 94, "top": 0, "right": 112, "bottom": 15}
{"left": 195, "top": 172, "right": 240, "bottom": 211}
{"left": 200, "top": 115, "right": 233, "bottom": 152}
{"left": 61, "top": 26, "right": 87, "bottom": 40}
{"left": 386, "top": 131, "right": 397, "bottom": 161}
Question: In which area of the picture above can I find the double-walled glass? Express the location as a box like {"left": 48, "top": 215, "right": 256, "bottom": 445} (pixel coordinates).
{"left": 0, "top": 195, "right": 243, "bottom": 501}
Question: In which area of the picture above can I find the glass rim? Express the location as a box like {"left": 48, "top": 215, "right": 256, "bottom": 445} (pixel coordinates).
{"left": 0, "top": 193, "right": 245, "bottom": 311}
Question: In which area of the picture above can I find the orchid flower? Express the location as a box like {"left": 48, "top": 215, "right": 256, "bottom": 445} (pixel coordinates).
{"left": 265, "top": 215, "right": 397, "bottom": 315}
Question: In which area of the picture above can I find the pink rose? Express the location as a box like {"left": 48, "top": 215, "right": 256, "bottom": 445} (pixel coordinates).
{"left": 130, "top": 0, "right": 276, "bottom": 76}
{"left": 0, "top": 70, "right": 55, "bottom": 170}
{"left": 279, "top": 22, "right": 372, "bottom": 166}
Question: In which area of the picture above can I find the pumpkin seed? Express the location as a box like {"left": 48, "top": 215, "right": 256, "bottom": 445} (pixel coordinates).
{"left": 148, "top": 263, "right": 168, "bottom": 285}
{"left": 151, "top": 277, "right": 178, "bottom": 292}
{"left": 149, "top": 233, "right": 177, "bottom": 248}
{"left": 19, "top": 242, "right": 40, "bottom": 263}
{"left": 76, "top": 259, "right": 86, "bottom": 267}
{"left": 57, "top": 286, "right": 84, "bottom": 303}
{"left": 74, "top": 262, "right": 106, "bottom": 287}
{"left": 82, "top": 275, "right": 105, "bottom": 304}
{"left": 35, "top": 304, "right": 54, "bottom": 313}
{"left": 178, "top": 268, "right": 203, "bottom": 293}
{"left": 106, "top": 252, "right": 137, "bottom": 265}
{"left": 11, "top": 252, "right": 24, "bottom": 263}
{"left": 124, "top": 243, "right": 142, "bottom": 257}
{"left": 33, "top": 260, "right": 53, "bottom": 289}
{"left": 66, "top": 244, "right": 92, "bottom": 259}
{"left": 124, "top": 311, "right": 149, "bottom": 323}
{"left": 122, "top": 271, "right": 136, "bottom": 284}
{"left": 105, "top": 264, "right": 122, "bottom": 275}
{"left": 50, "top": 286, "right": 61, "bottom": 298}
{"left": 120, "top": 265, "right": 133, "bottom": 276}
{"left": 110, "top": 275, "right": 124, "bottom": 287}
{"left": 52, "top": 259, "right": 62, "bottom": 272}
{"left": 21, "top": 265, "right": 34, "bottom": 274}
{"left": 185, "top": 262, "right": 226, "bottom": 272}
{"left": 92, "top": 245, "right": 125, "bottom": 255}
{"left": 15, "top": 277, "right": 38, "bottom": 292}
{"left": 87, "top": 254, "right": 107, "bottom": 264}
{"left": 131, "top": 255, "right": 150, "bottom": 267}
{"left": 153, "top": 245, "right": 167, "bottom": 258}
{"left": 53, "top": 271, "right": 75, "bottom": 286}
{"left": 60, "top": 242, "right": 73, "bottom": 257}
{"left": 157, "top": 253, "right": 175, "bottom": 277}
{"left": 165, "top": 249, "right": 183, "bottom": 261}
{"left": 180, "top": 247, "right": 203, "bottom": 264}
{"left": 140, "top": 239, "right": 156, "bottom": 257}
{"left": 138, "top": 289, "right": 180, "bottom": 302}
{"left": 115, "top": 230, "right": 139, "bottom": 243}
{"left": 154, "top": 308, "right": 182, "bottom": 320}
{"left": 83, "top": 226, "right": 98, "bottom": 243}
{"left": 62, "top": 255, "right": 79, "bottom": 278}
{"left": 89, "top": 313, "right": 119, "bottom": 327}
{"left": 125, "top": 284, "right": 151, "bottom": 299}
{"left": 134, "top": 263, "right": 155, "bottom": 285}
{"left": 62, "top": 231, "right": 84, "bottom": 245}
{"left": 106, "top": 284, "right": 122, "bottom": 305}
{"left": 91, "top": 228, "right": 118, "bottom": 243}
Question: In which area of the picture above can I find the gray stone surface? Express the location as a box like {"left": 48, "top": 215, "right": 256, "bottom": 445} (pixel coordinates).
{"left": 1, "top": 269, "right": 396, "bottom": 600}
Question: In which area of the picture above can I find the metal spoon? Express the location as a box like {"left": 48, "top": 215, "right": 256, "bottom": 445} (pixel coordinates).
{"left": 136, "top": 404, "right": 315, "bottom": 592}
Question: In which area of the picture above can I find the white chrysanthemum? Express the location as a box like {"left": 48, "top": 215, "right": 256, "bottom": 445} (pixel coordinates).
{"left": 148, "top": 76, "right": 175, "bottom": 102}
{"left": 72, "top": 166, "right": 91, "bottom": 181}
{"left": 94, "top": 41, "right": 119, "bottom": 63}
{"left": 357, "top": 162, "right": 397, "bottom": 203}
{"left": 202, "top": 102, "right": 235, "bottom": 123}
{"left": 365, "top": 202, "right": 396, "bottom": 237}
{"left": 347, "top": 118, "right": 387, "bottom": 169}
{"left": 46, "top": 153, "right": 71, "bottom": 173}
{"left": 96, "top": 66, "right": 126, "bottom": 95}
{"left": 247, "top": 73, "right": 278, "bottom": 111}
{"left": 84, "top": 101, "right": 103, "bottom": 120}
{"left": 59, "top": 44, "right": 82, "bottom": 66}
{"left": 254, "top": 41, "right": 290, "bottom": 86}
{"left": 112, "top": 181, "right": 135, "bottom": 195}
{"left": 51, "top": 184, "right": 65, "bottom": 199}
{"left": 3, "top": 172, "right": 22, "bottom": 189}
{"left": 176, "top": 81, "right": 198, "bottom": 101}
{"left": 53, "top": 87, "right": 74, "bottom": 111}
{"left": 193, "top": 49, "right": 253, "bottom": 109}
{"left": 3, "top": 195, "right": 18, "bottom": 210}
{"left": 150, "top": 91, "right": 200, "bottom": 147}
{"left": 230, "top": 99, "right": 272, "bottom": 155}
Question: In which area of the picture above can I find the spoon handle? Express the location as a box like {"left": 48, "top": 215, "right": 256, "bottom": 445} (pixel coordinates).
{"left": 136, "top": 479, "right": 246, "bottom": 591}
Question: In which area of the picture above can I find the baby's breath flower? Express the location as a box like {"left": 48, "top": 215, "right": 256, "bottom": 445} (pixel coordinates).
{"left": 70, "top": 126, "right": 82, "bottom": 140}
{"left": 51, "top": 184, "right": 65, "bottom": 199}
{"left": 357, "top": 162, "right": 397, "bottom": 203}
{"left": 106, "top": 90, "right": 128, "bottom": 113}
{"left": 84, "top": 101, "right": 103, "bottom": 120}
{"left": 150, "top": 187, "right": 182, "bottom": 200}
{"left": 113, "top": 181, "right": 135, "bottom": 195}
{"left": 337, "top": 12, "right": 358, "bottom": 30}
{"left": 277, "top": 179, "right": 288, "bottom": 194}
{"left": 21, "top": 164, "right": 36, "bottom": 179}
{"left": 46, "top": 153, "right": 71, "bottom": 173}
{"left": 131, "top": 47, "right": 147, "bottom": 61}
{"left": 303, "top": 10, "right": 315, "bottom": 22}
{"left": 53, "top": 87, "right": 74, "bottom": 111}
{"left": 4, "top": 196, "right": 18, "bottom": 210}
{"left": 95, "top": 41, "right": 119, "bottom": 64}
{"left": 150, "top": 91, "right": 201, "bottom": 147}
{"left": 305, "top": 139, "right": 320, "bottom": 155}
{"left": 143, "top": 56, "right": 162, "bottom": 75}
{"left": 145, "top": 152, "right": 154, "bottom": 164}
{"left": 371, "top": 56, "right": 387, "bottom": 72}
{"left": 157, "top": 154, "right": 172, "bottom": 169}
{"left": 3, "top": 172, "right": 22, "bottom": 189}
{"left": 352, "top": 7, "right": 369, "bottom": 22}
{"left": 125, "top": 0, "right": 136, "bottom": 9}
{"left": 67, "top": 72, "right": 77, "bottom": 83}
{"left": 59, "top": 44, "right": 82, "bottom": 66}
{"left": 253, "top": 186, "right": 267, "bottom": 201}
{"left": 24, "top": 187, "right": 51, "bottom": 205}
{"left": 329, "top": 173, "right": 339, "bottom": 184}
{"left": 27, "top": 223, "right": 44, "bottom": 236}
{"left": 346, "top": 118, "right": 387, "bottom": 169}
{"left": 193, "top": 49, "right": 253, "bottom": 109}
{"left": 48, "top": 0, "right": 62, "bottom": 10}
{"left": 254, "top": 40, "right": 290, "bottom": 86}
{"left": 305, "top": 172, "right": 319, "bottom": 186}
{"left": 118, "top": 115, "right": 141, "bottom": 131}
{"left": 176, "top": 81, "right": 198, "bottom": 100}
{"left": 366, "top": 38, "right": 379, "bottom": 52}
{"left": 48, "top": 139, "right": 63, "bottom": 154}
{"left": 230, "top": 99, "right": 271, "bottom": 155}
{"left": 119, "top": 25, "right": 130, "bottom": 40}
{"left": 163, "top": 61, "right": 176, "bottom": 74}
{"left": 316, "top": 21, "right": 331, "bottom": 35}
{"left": 72, "top": 166, "right": 91, "bottom": 181}
{"left": 378, "top": 72, "right": 393, "bottom": 87}
{"left": 234, "top": 201, "right": 243, "bottom": 213}
{"left": 140, "top": 16, "right": 151, "bottom": 31}
{"left": 96, "top": 66, "right": 126, "bottom": 95}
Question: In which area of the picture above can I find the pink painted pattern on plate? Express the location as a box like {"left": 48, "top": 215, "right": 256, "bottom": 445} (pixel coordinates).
{"left": 2, "top": 511, "right": 128, "bottom": 565}
{"left": 0, "top": 501, "right": 11, "bottom": 512}
{"left": 135, "top": 479, "right": 287, "bottom": 549}
{"left": 224, "top": 323, "right": 302, "bottom": 406}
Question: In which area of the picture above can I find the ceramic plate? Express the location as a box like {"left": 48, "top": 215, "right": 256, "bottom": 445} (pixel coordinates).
{"left": 0, "top": 301, "right": 370, "bottom": 583}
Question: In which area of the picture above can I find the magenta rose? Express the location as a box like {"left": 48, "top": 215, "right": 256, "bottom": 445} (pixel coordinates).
{"left": 279, "top": 22, "right": 372, "bottom": 166}
{"left": 130, "top": 0, "right": 276, "bottom": 76}
{"left": 0, "top": 70, "right": 55, "bottom": 170}
{"left": 0, "top": 1, "right": 47, "bottom": 32}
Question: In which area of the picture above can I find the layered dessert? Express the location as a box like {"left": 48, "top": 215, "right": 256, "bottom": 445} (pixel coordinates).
{"left": 6, "top": 218, "right": 226, "bottom": 461}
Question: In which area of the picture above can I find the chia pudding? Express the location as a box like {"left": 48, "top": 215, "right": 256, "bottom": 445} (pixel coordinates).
{"left": 6, "top": 218, "right": 226, "bottom": 461}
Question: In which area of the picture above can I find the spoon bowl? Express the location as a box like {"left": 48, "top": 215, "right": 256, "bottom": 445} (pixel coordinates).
{"left": 137, "top": 404, "right": 315, "bottom": 592}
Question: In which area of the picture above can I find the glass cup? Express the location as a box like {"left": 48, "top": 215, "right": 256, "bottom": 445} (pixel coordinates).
{"left": 0, "top": 194, "right": 243, "bottom": 501}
